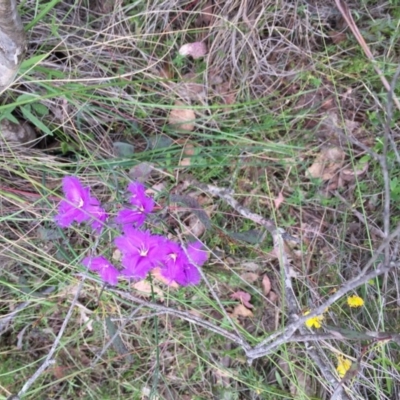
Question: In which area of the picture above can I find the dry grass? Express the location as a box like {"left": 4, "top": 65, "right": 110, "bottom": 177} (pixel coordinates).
{"left": 1, "top": 0, "right": 400, "bottom": 399}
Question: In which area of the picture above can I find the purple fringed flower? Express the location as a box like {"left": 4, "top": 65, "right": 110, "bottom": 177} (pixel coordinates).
{"left": 115, "top": 182, "right": 154, "bottom": 228}
{"left": 161, "top": 240, "right": 208, "bottom": 286}
{"left": 115, "top": 208, "right": 147, "bottom": 228}
{"left": 83, "top": 256, "right": 119, "bottom": 285}
{"left": 55, "top": 176, "right": 107, "bottom": 233}
{"left": 115, "top": 228, "right": 166, "bottom": 279}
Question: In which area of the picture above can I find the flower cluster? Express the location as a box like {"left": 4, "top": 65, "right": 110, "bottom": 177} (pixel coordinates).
{"left": 336, "top": 355, "right": 352, "bottom": 378}
{"left": 303, "top": 310, "right": 325, "bottom": 329}
{"left": 347, "top": 295, "right": 364, "bottom": 308}
{"left": 55, "top": 176, "right": 208, "bottom": 287}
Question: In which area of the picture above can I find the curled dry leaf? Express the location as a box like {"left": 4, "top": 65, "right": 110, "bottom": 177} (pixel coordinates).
{"left": 231, "top": 304, "right": 254, "bottom": 318}
{"left": 168, "top": 101, "right": 196, "bottom": 131}
{"left": 274, "top": 192, "right": 285, "bottom": 210}
{"left": 262, "top": 275, "right": 271, "bottom": 296}
{"left": 79, "top": 307, "right": 93, "bottom": 331}
{"left": 183, "top": 214, "right": 206, "bottom": 237}
{"left": 307, "top": 147, "right": 345, "bottom": 180}
{"left": 230, "top": 291, "right": 254, "bottom": 308}
{"left": 268, "top": 291, "right": 278, "bottom": 303}
{"left": 112, "top": 248, "right": 121, "bottom": 262}
{"left": 179, "top": 42, "right": 208, "bottom": 59}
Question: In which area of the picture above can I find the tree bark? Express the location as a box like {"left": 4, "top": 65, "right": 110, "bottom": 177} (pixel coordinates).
{"left": 0, "top": 0, "right": 26, "bottom": 91}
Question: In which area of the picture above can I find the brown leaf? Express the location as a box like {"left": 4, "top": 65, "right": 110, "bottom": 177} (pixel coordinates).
{"left": 168, "top": 101, "right": 196, "bottom": 131}
{"left": 179, "top": 142, "right": 196, "bottom": 167}
{"left": 216, "top": 81, "right": 236, "bottom": 106}
{"left": 240, "top": 272, "right": 259, "bottom": 283}
{"left": 242, "top": 262, "right": 261, "bottom": 272}
{"left": 262, "top": 275, "right": 271, "bottom": 296}
{"left": 268, "top": 291, "right": 279, "bottom": 303}
{"left": 340, "top": 160, "right": 369, "bottom": 182}
{"left": 231, "top": 304, "right": 254, "bottom": 318}
{"left": 230, "top": 291, "right": 254, "bottom": 308}
{"left": 274, "top": 192, "right": 285, "bottom": 210}
{"left": 328, "top": 30, "right": 347, "bottom": 44}
{"left": 307, "top": 147, "right": 345, "bottom": 180}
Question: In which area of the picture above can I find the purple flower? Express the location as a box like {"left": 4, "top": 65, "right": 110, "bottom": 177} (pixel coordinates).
{"left": 82, "top": 256, "right": 119, "bottom": 285}
{"left": 115, "top": 182, "right": 154, "bottom": 228}
{"left": 115, "top": 208, "right": 147, "bottom": 228}
{"left": 115, "top": 228, "right": 166, "bottom": 279}
{"left": 161, "top": 240, "right": 208, "bottom": 286}
{"left": 55, "top": 176, "right": 107, "bottom": 233}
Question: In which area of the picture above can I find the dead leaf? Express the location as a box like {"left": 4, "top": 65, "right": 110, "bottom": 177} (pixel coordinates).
{"left": 208, "top": 68, "right": 223, "bottom": 85}
{"left": 168, "top": 101, "right": 196, "bottom": 131}
{"left": 242, "top": 262, "right": 261, "bottom": 272}
{"left": 274, "top": 192, "right": 285, "bottom": 210}
{"left": 179, "top": 42, "right": 208, "bottom": 59}
{"left": 112, "top": 248, "right": 121, "bottom": 262}
{"left": 240, "top": 272, "right": 258, "bottom": 284}
{"left": 151, "top": 267, "right": 179, "bottom": 289}
{"left": 128, "top": 162, "right": 154, "bottom": 181}
{"left": 328, "top": 30, "right": 347, "bottom": 44}
{"left": 179, "top": 142, "right": 196, "bottom": 167}
{"left": 230, "top": 291, "right": 254, "bottom": 308}
{"left": 78, "top": 306, "right": 93, "bottom": 331}
{"left": 340, "top": 160, "right": 369, "bottom": 182}
{"left": 132, "top": 280, "right": 165, "bottom": 301}
{"left": 307, "top": 147, "right": 345, "bottom": 180}
{"left": 262, "top": 275, "right": 271, "bottom": 296}
{"left": 183, "top": 214, "right": 206, "bottom": 237}
{"left": 215, "top": 81, "right": 236, "bottom": 106}
{"left": 231, "top": 304, "right": 254, "bottom": 318}
{"left": 268, "top": 291, "right": 278, "bottom": 302}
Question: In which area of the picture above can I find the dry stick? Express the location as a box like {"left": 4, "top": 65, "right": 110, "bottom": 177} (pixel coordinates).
{"left": 290, "top": 330, "right": 400, "bottom": 343}
{"left": 335, "top": 0, "right": 400, "bottom": 112}
{"left": 304, "top": 340, "right": 351, "bottom": 400}
{"left": 17, "top": 279, "right": 85, "bottom": 398}
{"left": 276, "top": 222, "right": 349, "bottom": 397}
{"left": 108, "top": 287, "right": 251, "bottom": 351}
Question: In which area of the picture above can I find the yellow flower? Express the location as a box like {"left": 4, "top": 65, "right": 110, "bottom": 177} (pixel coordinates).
{"left": 336, "top": 356, "right": 352, "bottom": 378}
{"left": 304, "top": 310, "right": 324, "bottom": 329}
{"left": 347, "top": 295, "right": 364, "bottom": 308}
